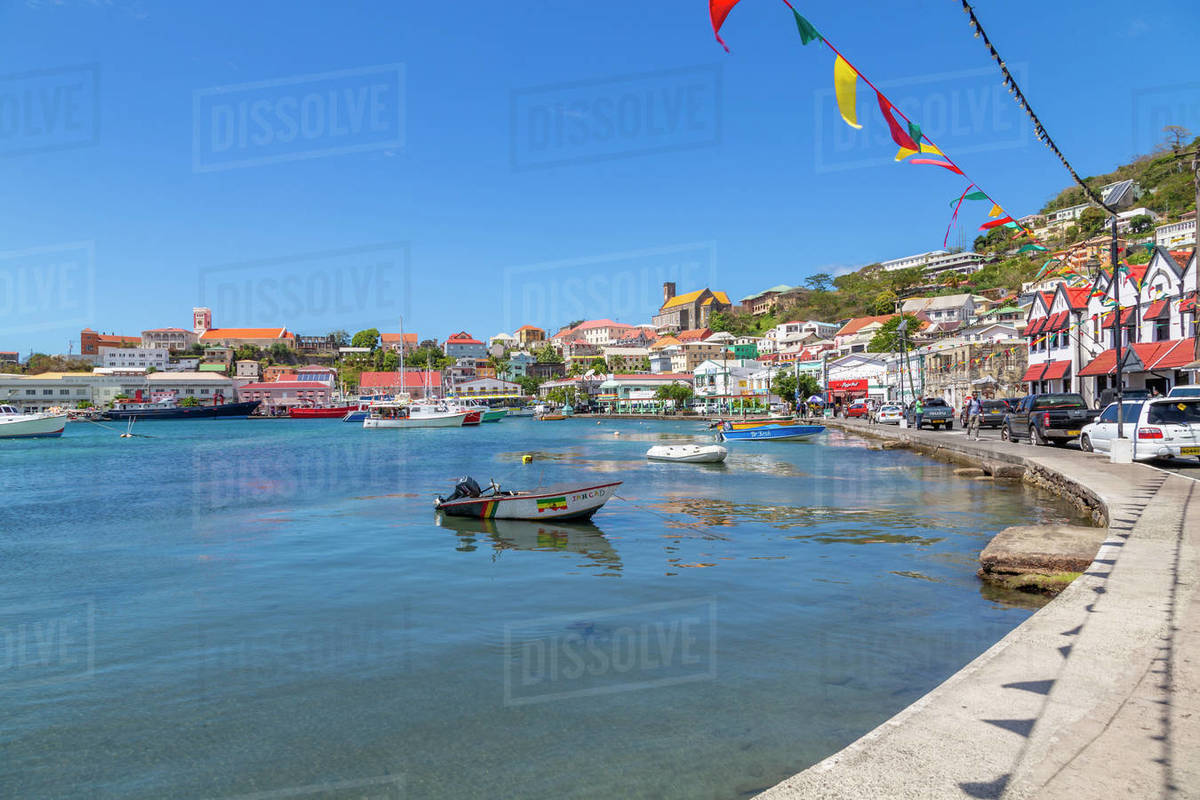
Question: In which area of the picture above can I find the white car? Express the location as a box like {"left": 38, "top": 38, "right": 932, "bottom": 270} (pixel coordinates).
{"left": 1168, "top": 384, "right": 1200, "bottom": 398}
{"left": 873, "top": 403, "right": 904, "bottom": 425}
{"left": 1080, "top": 398, "right": 1200, "bottom": 461}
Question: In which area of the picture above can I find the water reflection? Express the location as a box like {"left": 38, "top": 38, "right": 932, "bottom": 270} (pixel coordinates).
{"left": 434, "top": 515, "right": 622, "bottom": 575}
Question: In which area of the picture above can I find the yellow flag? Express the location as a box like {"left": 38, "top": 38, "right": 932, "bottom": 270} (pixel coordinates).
{"left": 988, "top": 204, "right": 1002, "bottom": 218}
{"left": 834, "top": 55, "right": 862, "bottom": 129}
{"left": 893, "top": 142, "right": 944, "bottom": 162}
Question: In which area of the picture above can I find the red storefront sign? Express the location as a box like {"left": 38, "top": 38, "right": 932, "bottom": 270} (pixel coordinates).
{"left": 826, "top": 379, "right": 868, "bottom": 392}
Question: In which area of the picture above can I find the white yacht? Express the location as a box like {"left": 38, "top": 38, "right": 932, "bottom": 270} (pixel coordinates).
{"left": 0, "top": 405, "right": 68, "bottom": 439}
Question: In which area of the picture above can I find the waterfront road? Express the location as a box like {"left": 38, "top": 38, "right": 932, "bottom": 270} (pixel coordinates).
{"left": 759, "top": 419, "right": 1200, "bottom": 800}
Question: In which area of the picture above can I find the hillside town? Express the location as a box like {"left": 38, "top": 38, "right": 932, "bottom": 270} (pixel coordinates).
{"left": 3, "top": 200, "right": 1196, "bottom": 417}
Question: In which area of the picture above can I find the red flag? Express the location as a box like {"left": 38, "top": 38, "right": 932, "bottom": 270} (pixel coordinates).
{"left": 910, "top": 158, "right": 964, "bottom": 175}
{"left": 710, "top": 0, "right": 744, "bottom": 52}
{"left": 979, "top": 216, "right": 1014, "bottom": 230}
{"left": 877, "top": 94, "right": 918, "bottom": 151}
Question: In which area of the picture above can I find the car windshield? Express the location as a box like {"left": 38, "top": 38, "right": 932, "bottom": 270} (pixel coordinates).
{"left": 1168, "top": 387, "right": 1200, "bottom": 398}
{"left": 1147, "top": 400, "right": 1200, "bottom": 425}
{"left": 1032, "top": 394, "right": 1086, "bottom": 410}
{"left": 923, "top": 399, "right": 948, "bottom": 407}
{"left": 982, "top": 401, "right": 1008, "bottom": 410}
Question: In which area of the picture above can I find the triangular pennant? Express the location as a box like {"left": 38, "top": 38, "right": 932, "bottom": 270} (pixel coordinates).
{"left": 877, "top": 93, "right": 917, "bottom": 151}
{"left": 910, "top": 158, "right": 963, "bottom": 174}
{"left": 833, "top": 55, "right": 862, "bottom": 129}
{"left": 792, "top": 10, "right": 821, "bottom": 45}
{"left": 709, "top": 0, "right": 744, "bottom": 52}
{"left": 980, "top": 216, "right": 1014, "bottom": 230}
{"left": 895, "top": 142, "right": 944, "bottom": 162}
{"left": 907, "top": 121, "right": 922, "bottom": 147}
{"left": 988, "top": 204, "right": 1003, "bottom": 218}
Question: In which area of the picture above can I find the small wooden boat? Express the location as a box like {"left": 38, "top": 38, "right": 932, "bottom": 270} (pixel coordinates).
{"left": 718, "top": 422, "right": 825, "bottom": 441}
{"left": 435, "top": 477, "right": 622, "bottom": 521}
{"left": 536, "top": 413, "right": 567, "bottom": 421}
{"left": 646, "top": 444, "right": 728, "bottom": 463}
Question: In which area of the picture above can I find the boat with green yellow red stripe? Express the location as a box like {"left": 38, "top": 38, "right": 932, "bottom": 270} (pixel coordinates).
{"left": 434, "top": 476, "right": 622, "bottom": 521}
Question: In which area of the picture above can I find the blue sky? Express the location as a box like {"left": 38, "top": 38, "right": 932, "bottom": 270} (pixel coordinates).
{"left": 2, "top": 0, "right": 1197, "bottom": 355}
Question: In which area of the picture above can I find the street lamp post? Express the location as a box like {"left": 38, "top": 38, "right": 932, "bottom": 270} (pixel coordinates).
{"left": 1110, "top": 215, "right": 1125, "bottom": 440}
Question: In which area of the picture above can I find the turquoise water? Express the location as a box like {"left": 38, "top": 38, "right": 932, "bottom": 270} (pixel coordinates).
{"left": 1, "top": 418, "right": 1084, "bottom": 799}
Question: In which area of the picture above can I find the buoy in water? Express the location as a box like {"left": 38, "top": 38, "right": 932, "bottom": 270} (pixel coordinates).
{"left": 613, "top": 431, "right": 620, "bottom": 436}
{"left": 521, "top": 454, "right": 533, "bottom": 464}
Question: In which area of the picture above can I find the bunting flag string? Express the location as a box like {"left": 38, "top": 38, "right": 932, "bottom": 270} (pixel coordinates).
{"left": 944, "top": 183, "right": 976, "bottom": 247}
{"left": 707, "top": 0, "right": 1063, "bottom": 257}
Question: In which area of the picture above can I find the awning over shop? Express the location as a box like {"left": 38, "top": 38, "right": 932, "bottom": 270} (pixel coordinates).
{"left": 1078, "top": 340, "right": 1194, "bottom": 376}
{"left": 1041, "top": 360, "right": 1071, "bottom": 380}
{"left": 1025, "top": 317, "right": 1046, "bottom": 337}
{"left": 1044, "top": 311, "right": 1070, "bottom": 333}
{"left": 1144, "top": 300, "right": 1169, "bottom": 321}
{"left": 1100, "top": 308, "right": 1136, "bottom": 327}
{"left": 1021, "top": 364, "right": 1046, "bottom": 382}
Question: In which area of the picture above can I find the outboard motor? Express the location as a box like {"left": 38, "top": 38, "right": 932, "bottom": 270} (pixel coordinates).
{"left": 444, "top": 476, "right": 482, "bottom": 501}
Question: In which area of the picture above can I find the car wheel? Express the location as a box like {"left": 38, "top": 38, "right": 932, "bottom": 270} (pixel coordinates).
{"left": 1031, "top": 425, "right": 1047, "bottom": 446}
{"left": 1080, "top": 434, "right": 1093, "bottom": 453}
{"left": 1000, "top": 425, "right": 1012, "bottom": 441}
{"left": 945, "top": 422, "right": 953, "bottom": 431}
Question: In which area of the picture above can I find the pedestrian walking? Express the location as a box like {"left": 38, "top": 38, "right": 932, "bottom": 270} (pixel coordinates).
{"left": 967, "top": 394, "right": 983, "bottom": 440}
{"left": 914, "top": 398, "right": 924, "bottom": 429}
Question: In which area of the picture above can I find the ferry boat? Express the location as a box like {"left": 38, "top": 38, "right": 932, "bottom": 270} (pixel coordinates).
{"left": 362, "top": 401, "right": 470, "bottom": 429}
{"left": 0, "top": 405, "right": 68, "bottom": 439}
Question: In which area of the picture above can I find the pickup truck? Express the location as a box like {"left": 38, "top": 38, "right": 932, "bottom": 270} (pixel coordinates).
{"left": 906, "top": 397, "right": 955, "bottom": 430}
{"left": 1001, "top": 393, "right": 1098, "bottom": 446}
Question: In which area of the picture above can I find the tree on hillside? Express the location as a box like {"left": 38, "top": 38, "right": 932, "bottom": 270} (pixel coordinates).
{"left": 872, "top": 289, "right": 898, "bottom": 315}
{"left": 1077, "top": 206, "right": 1107, "bottom": 239}
{"left": 1163, "top": 125, "right": 1192, "bottom": 152}
{"left": 534, "top": 344, "right": 562, "bottom": 364}
{"left": 1128, "top": 214, "right": 1154, "bottom": 234}
{"left": 805, "top": 272, "right": 833, "bottom": 292}
{"left": 867, "top": 314, "right": 921, "bottom": 353}
{"left": 351, "top": 328, "right": 380, "bottom": 350}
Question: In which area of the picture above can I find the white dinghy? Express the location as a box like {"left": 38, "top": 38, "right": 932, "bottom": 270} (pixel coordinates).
{"left": 645, "top": 444, "right": 728, "bottom": 463}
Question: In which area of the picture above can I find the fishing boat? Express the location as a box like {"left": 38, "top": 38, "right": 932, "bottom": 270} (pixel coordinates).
{"left": 715, "top": 417, "right": 795, "bottom": 430}
{"left": 505, "top": 406, "right": 536, "bottom": 418}
{"left": 289, "top": 404, "right": 363, "bottom": 419}
{"left": 362, "top": 401, "right": 469, "bottom": 429}
{"left": 0, "top": 404, "right": 68, "bottom": 439}
{"left": 102, "top": 398, "right": 260, "bottom": 420}
{"left": 646, "top": 444, "right": 728, "bottom": 463}
{"left": 718, "top": 422, "right": 826, "bottom": 441}
{"left": 434, "top": 476, "right": 622, "bottom": 521}
{"left": 449, "top": 400, "right": 507, "bottom": 422}
{"left": 536, "top": 413, "right": 567, "bottom": 421}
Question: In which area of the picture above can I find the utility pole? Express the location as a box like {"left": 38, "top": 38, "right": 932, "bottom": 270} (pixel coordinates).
{"left": 1112, "top": 215, "right": 1125, "bottom": 439}
{"left": 1193, "top": 149, "right": 1200, "bottom": 375}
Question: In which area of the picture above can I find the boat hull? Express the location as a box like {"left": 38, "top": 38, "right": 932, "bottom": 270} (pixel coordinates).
{"left": 363, "top": 411, "right": 468, "bottom": 428}
{"left": 436, "top": 481, "right": 622, "bottom": 521}
{"left": 0, "top": 413, "right": 68, "bottom": 438}
{"left": 103, "top": 401, "right": 260, "bottom": 420}
{"left": 646, "top": 444, "right": 728, "bottom": 463}
{"left": 289, "top": 405, "right": 360, "bottom": 419}
{"left": 341, "top": 410, "right": 368, "bottom": 422}
{"left": 719, "top": 423, "right": 826, "bottom": 441}
{"left": 481, "top": 409, "right": 507, "bottom": 422}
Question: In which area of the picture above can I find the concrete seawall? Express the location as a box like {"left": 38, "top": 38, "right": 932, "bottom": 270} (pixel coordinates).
{"left": 757, "top": 419, "right": 1199, "bottom": 799}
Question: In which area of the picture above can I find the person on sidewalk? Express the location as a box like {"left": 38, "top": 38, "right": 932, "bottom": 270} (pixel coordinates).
{"left": 914, "top": 398, "right": 924, "bottom": 429}
{"left": 967, "top": 394, "right": 983, "bottom": 440}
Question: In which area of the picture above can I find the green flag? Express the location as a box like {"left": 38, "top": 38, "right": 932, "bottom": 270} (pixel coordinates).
{"left": 907, "top": 121, "right": 922, "bottom": 146}
{"left": 792, "top": 11, "right": 822, "bottom": 45}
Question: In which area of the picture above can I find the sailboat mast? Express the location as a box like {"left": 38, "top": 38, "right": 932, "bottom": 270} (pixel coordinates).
{"left": 398, "top": 316, "right": 405, "bottom": 399}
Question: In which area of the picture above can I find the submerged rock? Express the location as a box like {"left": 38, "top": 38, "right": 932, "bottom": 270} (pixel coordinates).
{"left": 978, "top": 524, "right": 1106, "bottom": 595}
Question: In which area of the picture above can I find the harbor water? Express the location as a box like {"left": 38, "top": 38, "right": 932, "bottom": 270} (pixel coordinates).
{"left": 0, "top": 418, "right": 1087, "bottom": 799}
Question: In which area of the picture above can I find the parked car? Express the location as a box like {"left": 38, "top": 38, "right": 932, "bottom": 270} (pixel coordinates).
{"left": 1167, "top": 384, "right": 1200, "bottom": 398}
{"left": 872, "top": 403, "right": 904, "bottom": 425}
{"left": 1080, "top": 398, "right": 1200, "bottom": 461}
{"left": 975, "top": 399, "right": 1012, "bottom": 429}
{"left": 1097, "top": 387, "right": 1150, "bottom": 409}
{"left": 1002, "top": 393, "right": 1099, "bottom": 445}
{"left": 845, "top": 401, "right": 870, "bottom": 419}
{"left": 906, "top": 397, "right": 954, "bottom": 430}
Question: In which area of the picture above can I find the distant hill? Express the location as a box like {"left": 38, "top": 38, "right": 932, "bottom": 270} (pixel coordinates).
{"left": 1041, "top": 135, "right": 1198, "bottom": 219}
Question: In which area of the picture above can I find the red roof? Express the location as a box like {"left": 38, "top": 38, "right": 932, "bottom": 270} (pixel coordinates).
{"left": 515, "top": 325, "right": 544, "bottom": 333}
{"left": 143, "top": 327, "right": 194, "bottom": 333}
{"left": 835, "top": 314, "right": 895, "bottom": 337}
{"left": 380, "top": 333, "right": 418, "bottom": 343}
{"left": 1064, "top": 287, "right": 1091, "bottom": 309}
{"left": 1042, "top": 360, "right": 1071, "bottom": 380}
{"left": 1026, "top": 317, "right": 1045, "bottom": 337}
{"left": 1044, "top": 311, "right": 1070, "bottom": 332}
{"left": 445, "top": 332, "right": 483, "bottom": 346}
{"left": 1170, "top": 251, "right": 1192, "bottom": 269}
{"left": 1077, "top": 341, "right": 1191, "bottom": 377}
{"left": 1144, "top": 300, "right": 1169, "bottom": 321}
{"left": 1181, "top": 293, "right": 1196, "bottom": 313}
{"left": 1021, "top": 364, "right": 1045, "bottom": 382}
{"left": 358, "top": 370, "right": 443, "bottom": 388}
{"left": 676, "top": 328, "right": 712, "bottom": 342}
{"left": 199, "top": 327, "right": 291, "bottom": 340}
{"left": 1100, "top": 308, "right": 1136, "bottom": 327}
{"left": 612, "top": 373, "right": 693, "bottom": 380}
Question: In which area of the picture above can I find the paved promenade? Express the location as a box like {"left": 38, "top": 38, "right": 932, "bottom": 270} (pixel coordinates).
{"left": 759, "top": 419, "right": 1200, "bottom": 800}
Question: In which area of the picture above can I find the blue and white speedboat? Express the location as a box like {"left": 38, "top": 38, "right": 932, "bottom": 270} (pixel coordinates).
{"left": 718, "top": 422, "right": 825, "bottom": 441}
